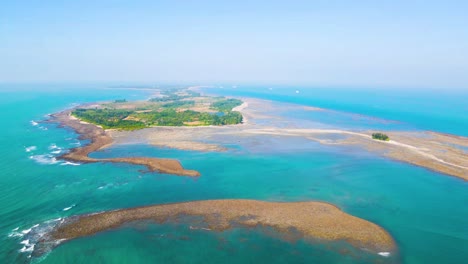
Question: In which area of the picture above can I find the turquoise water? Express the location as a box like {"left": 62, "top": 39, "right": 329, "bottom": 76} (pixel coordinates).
{"left": 0, "top": 84, "right": 467, "bottom": 263}
{"left": 208, "top": 86, "right": 468, "bottom": 135}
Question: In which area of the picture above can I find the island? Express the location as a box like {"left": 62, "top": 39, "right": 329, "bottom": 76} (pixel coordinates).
{"left": 71, "top": 89, "right": 243, "bottom": 130}
{"left": 50, "top": 88, "right": 246, "bottom": 177}
{"left": 37, "top": 86, "right": 468, "bottom": 259}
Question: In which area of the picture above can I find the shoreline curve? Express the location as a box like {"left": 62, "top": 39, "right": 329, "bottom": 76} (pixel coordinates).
{"left": 49, "top": 109, "right": 200, "bottom": 177}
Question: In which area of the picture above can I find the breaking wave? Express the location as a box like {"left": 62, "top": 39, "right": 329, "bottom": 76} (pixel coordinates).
{"left": 378, "top": 252, "right": 391, "bottom": 257}
{"left": 60, "top": 161, "right": 80, "bottom": 166}
{"left": 62, "top": 204, "right": 76, "bottom": 211}
{"left": 25, "top": 146, "right": 37, "bottom": 153}
{"left": 29, "top": 155, "right": 59, "bottom": 165}
{"left": 7, "top": 218, "right": 67, "bottom": 259}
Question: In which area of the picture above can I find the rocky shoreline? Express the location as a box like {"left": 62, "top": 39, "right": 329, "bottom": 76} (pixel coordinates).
{"left": 50, "top": 109, "right": 200, "bottom": 177}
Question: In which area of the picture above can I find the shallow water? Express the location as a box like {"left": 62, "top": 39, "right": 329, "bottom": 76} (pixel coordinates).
{"left": 0, "top": 84, "right": 467, "bottom": 263}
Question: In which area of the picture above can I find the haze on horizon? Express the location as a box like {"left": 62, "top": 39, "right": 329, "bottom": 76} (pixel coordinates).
{"left": 1, "top": 0, "right": 467, "bottom": 89}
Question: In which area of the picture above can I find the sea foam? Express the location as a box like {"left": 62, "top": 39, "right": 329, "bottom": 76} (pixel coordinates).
{"left": 60, "top": 161, "right": 80, "bottom": 166}
{"left": 29, "top": 155, "right": 59, "bottom": 165}
{"left": 9, "top": 218, "right": 66, "bottom": 258}
{"left": 378, "top": 252, "right": 391, "bottom": 257}
{"left": 62, "top": 204, "right": 76, "bottom": 211}
{"left": 25, "top": 146, "right": 37, "bottom": 152}
{"left": 48, "top": 144, "right": 60, "bottom": 150}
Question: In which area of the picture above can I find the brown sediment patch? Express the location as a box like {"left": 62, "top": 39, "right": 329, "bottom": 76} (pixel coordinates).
{"left": 51, "top": 199, "right": 395, "bottom": 254}
{"left": 49, "top": 110, "right": 200, "bottom": 177}
{"left": 110, "top": 126, "right": 229, "bottom": 152}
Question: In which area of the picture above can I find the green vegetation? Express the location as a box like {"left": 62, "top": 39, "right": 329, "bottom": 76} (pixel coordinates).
{"left": 372, "top": 133, "right": 390, "bottom": 141}
{"left": 149, "top": 94, "right": 184, "bottom": 102}
{"left": 211, "top": 98, "right": 243, "bottom": 112}
{"left": 72, "top": 109, "right": 146, "bottom": 130}
{"left": 71, "top": 89, "right": 243, "bottom": 130}
{"left": 133, "top": 109, "right": 242, "bottom": 126}
{"left": 149, "top": 89, "right": 200, "bottom": 102}
{"left": 162, "top": 100, "right": 195, "bottom": 108}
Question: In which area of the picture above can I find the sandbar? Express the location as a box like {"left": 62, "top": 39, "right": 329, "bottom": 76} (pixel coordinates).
{"left": 50, "top": 199, "right": 396, "bottom": 254}
{"left": 109, "top": 97, "right": 468, "bottom": 181}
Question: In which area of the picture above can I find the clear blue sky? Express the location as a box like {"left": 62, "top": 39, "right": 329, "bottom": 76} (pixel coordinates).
{"left": 1, "top": 0, "right": 467, "bottom": 88}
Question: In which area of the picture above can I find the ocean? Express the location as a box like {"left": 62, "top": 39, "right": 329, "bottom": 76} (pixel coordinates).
{"left": 0, "top": 83, "right": 466, "bottom": 263}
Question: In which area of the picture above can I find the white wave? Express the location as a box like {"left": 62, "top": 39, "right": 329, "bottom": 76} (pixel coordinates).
{"left": 70, "top": 142, "right": 81, "bottom": 146}
{"left": 21, "top": 228, "right": 32, "bottom": 235}
{"left": 378, "top": 252, "right": 391, "bottom": 257}
{"left": 51, "top": 150, "right": 62, "bottom": 154}
{"left": 11, "top": 219, "right": 65, "bottom": 258}
{"left": 60, "top": 161, "right": 80, "bottom": 166}
{"left": 8, "top": 230, "right": 23, "bottom": 238}
{"left": 25, "top": 146, "right": 37, "bottom": 152}
{"left": 189, "top": 226, "right": 211, "bottom": 231}
{"left": 97, "top": 183, "right": 113, "bottom": 190}
{"left": 19, "top": 238, "right": 35, "bottom": 253}
{"left": 19, "top": 244, "right": 35, "bottom": 253}
{"left": 38, "top": 126, "right": 48, "bottom": 131}
{"left": 20, "top": 224, "right": 39, "bottom": 235}
{"left": 29, "top": 155, "right": 59, "bottom": 165}
{"left": 30, "top": 120, "right": 38, "bottom": 126}
{"left": 48, "top": 144, "right": 59, "bottom": 150}
{"left": 62, "top": 204, "right": 75, "bottom": 211}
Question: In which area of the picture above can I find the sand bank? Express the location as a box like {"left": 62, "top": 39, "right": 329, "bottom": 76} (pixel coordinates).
{"left": 240, "top": 128, "right": 468, "bottom": 180}
{"left": 50, "top": 110, "right": 200, "bottom": 177}
{"left": 50, "top": 199, "right": 395, "bottom": 254}
{"left": 109, "top": 96, "right": 468, "bottom": 180}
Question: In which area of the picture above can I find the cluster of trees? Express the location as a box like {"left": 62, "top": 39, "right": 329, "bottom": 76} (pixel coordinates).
{"left": 72, "top": 109, "right": 146, "bottom": 130}
{"left": 149, "top": 94, "right": 185, "bottom": 102}
{"left": 162, "top": 100, "right": 195, "bottom": 108}
{"left": 149, "top": 89, "right": 201, "bottom": 102}
{"left": 73, "top": 89, "right": 245, "bottom": 130}
{"left": 214, "top": 111, "right": 243, "bottom": 125}
{"left": 72, "top": 107, "right": 243, "bottom": 130}
{"left": 211, "top": 98, "right": 243, "bottom": 112}
{"left": 134, "top": 109, "right": 242, "bottom": 126}
{"left": 372, "top": 133, "right": 390, "bottom": 141}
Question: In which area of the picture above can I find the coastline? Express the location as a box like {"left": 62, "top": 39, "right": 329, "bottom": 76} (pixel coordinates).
{"left": 49, "top": 199, "right": 396, "bottom": 254}
{"left": 50, "top": 95, "right": 468, "bottom": 180}
{"left": 108, "top": 96, "right": 468, "bottom": 181}
{"left": 49, "top": 110, "right": 200, "bottom": 177}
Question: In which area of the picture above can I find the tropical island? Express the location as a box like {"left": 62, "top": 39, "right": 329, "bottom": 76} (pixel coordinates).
{"left": 48, "top": 88, "right": 249, "bottom": 178}
{"left": 34, "top": 86, "right": 467, "bottom": 260}
{"left": 71, "top": 89, "right": 244, "bottom": 130}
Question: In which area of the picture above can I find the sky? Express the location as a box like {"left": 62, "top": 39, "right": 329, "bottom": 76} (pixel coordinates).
{"left": 1, "top": 0, "right": 468, "bottom": 88}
